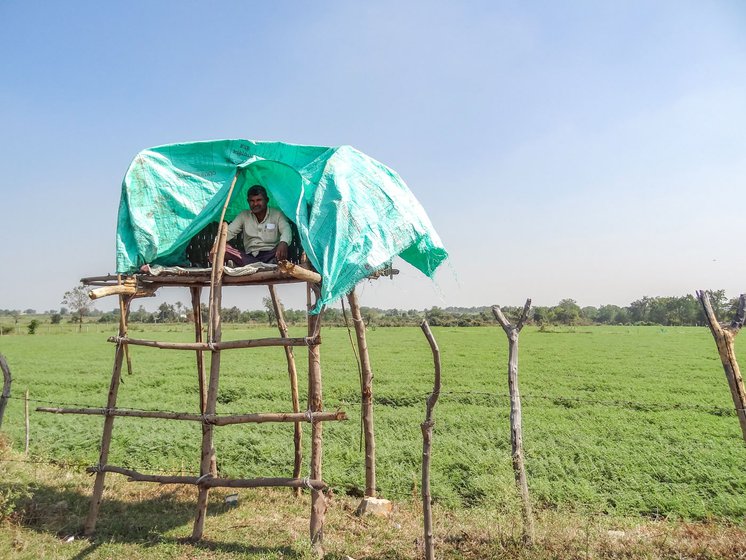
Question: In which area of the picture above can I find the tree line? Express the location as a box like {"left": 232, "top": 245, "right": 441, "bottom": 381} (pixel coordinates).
{"left": 3, "top": 288, "right": 736, "bottom": 329}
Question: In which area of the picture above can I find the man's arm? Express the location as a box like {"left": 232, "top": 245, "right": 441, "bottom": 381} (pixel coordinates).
{"left": 275, "top": 211, "right": 292, "bottom": 262}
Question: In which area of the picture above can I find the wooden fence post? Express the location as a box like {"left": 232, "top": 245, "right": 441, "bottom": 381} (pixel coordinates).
{"left": 0, "top": 354, "right": 11, "bottom": 429}
{"left": 269, "top": 284, "right": 303, "bottom": 495}
{"left": 420, "top": 320, "right": 441, "bottom": 560}
{"left": 696, "top": 291, "right": 746, "bottom": 443}
{"left": 24, "top": 389, "right": 29, "bottom": 454}
{"left": 492, "top": 300, "right": 534, "bottom": 546}
{"left": 347, "top": 287, "right": 377, "bottom": 497}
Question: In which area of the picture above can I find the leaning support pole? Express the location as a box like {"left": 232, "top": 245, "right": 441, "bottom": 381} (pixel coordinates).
{"left": 420, "top": 320, "right": 441, "bottom": 560}
{"left": 0, "top": 354, "right": 11, "bottom": 429}
{"left": 192, "top": 221, "right": 228, "bottom": 540}
{"left": 492, "top": 300, "right": 534, "bottom": 546}
{"left": 347, "top": 287, "right": 376, "bottom": 497}
{"left": 269, "top": 284, "right": 303, "bottom": 495}
{"left": 307, "top": 284, "right": 326, "bottom": 552}
{"left": 190, "top": 287, "right": 206, "bottom": 413}
{"left": 84, "top": 294, "right": 131, "bottom": 535}
{"left": 118, "top": 275, "right": 133, "bottom": 376}
{"left": 696, "top": 291, "right": 746, "bottom": 443}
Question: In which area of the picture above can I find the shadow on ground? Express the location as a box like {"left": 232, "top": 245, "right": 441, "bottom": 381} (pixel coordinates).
{"left": 2, "top": 480, "right": 306, "bottom": 559}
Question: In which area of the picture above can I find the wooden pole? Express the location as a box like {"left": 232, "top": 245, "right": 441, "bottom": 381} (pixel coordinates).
{"left": 492, "top": 300, "right": 535, "bottom": 546}
{"left": 118, "top": 276, "right": 133, "bottom": 376}
{"left": 88, "top": 465, "right": 327, "bottom": 490}
{"left": 420, "top": 320, "right": 441, "bottom": 560}
{"left": 0, "top": 354, "right": 11, "bottom": 429}
{"left": 192, "top": 221, "right": 228, "bottom": 540}
{"left": 24, "top": 388, "right": 29, "bottom": 455}
{"left": 307, "top": 284, "right": 326, "bottom": 551}
{"left": 347, "top": 287, "right": 376, "bottom": 497}
{"left": 269, "top": 284, "right": 303, "bottom": 495}
{"left": 190, "top": 287, "right": 206, "bottom": 413}
{"left": 36, "top": 407, "right": 347, "bottom": 424}
{"left": 107, "top": 335, "right": 320, "bottom": 351}
{"left": 84, "top": 294, "right": 130, "bottom": 535}
{"left": 696, "top": 291, "right": 746, "bottom": 443}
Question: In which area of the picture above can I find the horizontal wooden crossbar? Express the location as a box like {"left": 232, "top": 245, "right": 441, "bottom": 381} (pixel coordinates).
{"left": 107, "top": 335, "right": 321, "bottom": 351}
{"left": 87, "top": 465, "right": 327, "bottom": 490}
{"left": 36, "top": 407, "right": 347, "bottom": 425}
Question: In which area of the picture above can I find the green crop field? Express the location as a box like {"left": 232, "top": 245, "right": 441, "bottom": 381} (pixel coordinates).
{"left": 1, "top": 324, "right": 745, "bottom": 523}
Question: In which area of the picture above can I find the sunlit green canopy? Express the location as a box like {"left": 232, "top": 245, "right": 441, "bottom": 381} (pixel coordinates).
{"left": 116, "top": 139, "right": 448, "bottom": 310}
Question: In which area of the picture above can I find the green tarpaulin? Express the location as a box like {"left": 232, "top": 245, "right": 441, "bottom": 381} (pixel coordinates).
{"left": 116, "top": 139, "right": 447, "bottom": 310}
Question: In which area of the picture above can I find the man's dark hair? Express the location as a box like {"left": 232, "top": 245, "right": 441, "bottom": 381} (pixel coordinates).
{"left": 247, "top": 185, "right": 268, "bottom": 200}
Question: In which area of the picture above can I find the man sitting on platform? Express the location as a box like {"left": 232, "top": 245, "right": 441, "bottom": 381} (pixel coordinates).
{"left": 225, "top": 185, "right": 292, "bottom": 264}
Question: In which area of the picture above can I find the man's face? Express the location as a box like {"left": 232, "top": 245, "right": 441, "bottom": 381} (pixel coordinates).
{"left": 248, "top": 194, "right": 268, "bottom": 215}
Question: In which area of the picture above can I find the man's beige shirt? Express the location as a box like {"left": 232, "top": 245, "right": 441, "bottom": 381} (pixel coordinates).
{"left": 226, "top": 208, "right": 292, "bottom": 256}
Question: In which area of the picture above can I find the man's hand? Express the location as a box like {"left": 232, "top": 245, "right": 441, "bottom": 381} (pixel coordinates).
{"left": 275, "top": 241, "right": 289, "bottom": 262}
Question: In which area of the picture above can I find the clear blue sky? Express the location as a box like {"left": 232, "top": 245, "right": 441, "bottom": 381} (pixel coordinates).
{"left": 1, "top": 1, "right": 744, "bottom": 313}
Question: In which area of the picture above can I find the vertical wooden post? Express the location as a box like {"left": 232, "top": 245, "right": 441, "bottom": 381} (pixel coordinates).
{"left": 192, "top": 222, "right": 228, "bottom": 540}
{"left": 492, "top": 300, "right": 534, "bottom": 546}
{"left": 420, "top": 320, "right": 441, "bottom": 560}
{"left": 0, "top": 354, "right": 11, "bottom": 429}
{"left": 190, "top": 287, "right": 206, "bottom": 413}
{"left": 268, "top": 284, "right": 303, "bottom": 494}
{"left": 118, "top": 275, "right": 133, "bottom": 375}
{"left": 346, "top": 287, "right": 376, "bottom": 497}
{"left": 84, "top": 294, "right": 131, "bottom": 535}
{"left": 24, "top": 388, "right": 29, "bottom": 454}
{"left": 696, "top": 291, "right": 746, "bottom": 443}
{"left": 307, "top": 284, "right": 326, "bottom": 551}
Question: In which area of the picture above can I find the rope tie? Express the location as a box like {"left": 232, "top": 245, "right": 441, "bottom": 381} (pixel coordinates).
{"left": 196, "top": 473, "right": 213, "bottom": 485}
{"left": 208, "top": 341, "right": 218, "bottom": 352}
{"left": 113, "top": 335, "right": 125, "bottom": 345}
{"left": 304, "top": 336, "right": 315, "bottom": 347}
{"left": 301, "top": 476, "right": 314, "bottom": 490}
{"left": 305, "top": 409, "right": 315, "bottom": 423}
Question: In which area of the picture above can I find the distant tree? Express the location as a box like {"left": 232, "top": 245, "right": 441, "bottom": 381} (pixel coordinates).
{"left": 157, "top": 303, "right": 177, "bottom": 323}
{"left": 24, "top": 308, "right": 36, "bottom": 315}
{"left": 263, "top": 297, "right": 276, "bottom": 327}
{"left": 27, "top": 319, "right": 39, "bottom": 335}
{"left": 552, "top": 299, "right": 581, "bottom": 325}
{"left": 50, "top": 313, "right": 62, "bottom": 324}
{"left": 62, "top": 286, "right": 93, "bottom": 332}
{"left": 59, "top": 307, "right": 69, "bottom": 316}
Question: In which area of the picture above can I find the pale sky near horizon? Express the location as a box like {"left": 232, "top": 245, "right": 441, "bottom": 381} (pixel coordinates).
{"left": 1, "top": 1, "right": 744, "bottom": 313}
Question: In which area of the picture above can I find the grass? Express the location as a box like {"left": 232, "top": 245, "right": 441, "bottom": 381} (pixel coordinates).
{"left": 1, "top": 324, "right": 746, "bottom": 557}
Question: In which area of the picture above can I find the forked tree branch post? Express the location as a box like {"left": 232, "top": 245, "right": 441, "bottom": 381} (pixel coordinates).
{"left": 420, "top": 320, "right": 441, "bottom": 560}
{"left": 696, "top": 291, "right": 746, "bottom": 443}
{"left": 492, "top": 300, "right": 534, "bottom": 546}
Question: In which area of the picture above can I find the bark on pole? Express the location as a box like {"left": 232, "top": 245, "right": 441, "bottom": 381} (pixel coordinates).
{"left": 268, "top": 284, "right": 303, "bottom": 495}
{"left": 118, "top": 275, "right": 133, "bottom": 376}
{"left": 0, "top": 354, "right": 11, "bottom": 429}
{"left": 307, "top": 284, "right": 326, "bottom": 552}
{"left": 192, "top": 221, "right": 228, "bottom": 540}
{"left": 190, "top": 287, "right": 206, "bottom": 413}
{"left": 492, "top": 300, "right": 534, "bottom": 546}
{"left": 347, "top": 287, "right": 377, "bottom": 497}
{"left": 696, "top": 291, "right": 746, "bottom": 443}
{"left": 420, "top": 320, "right": 441, "bottom": 560}
{"left": 83, "top": 294, "right": 130, "bottom": 535}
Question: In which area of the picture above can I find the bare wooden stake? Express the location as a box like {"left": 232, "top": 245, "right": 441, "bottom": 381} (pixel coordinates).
{"left": 492, "top": 300, "right": 535, "bottom": 546}
{"left": 307, "top": 284, "right": 326, "bottom": 553}
{"left": 84, "top": 294, "right": 131, "bottom": 535}
{"left": 347, "top": 287, "right": 377, "bottom": 497}
{"left": 24, "top": 388, "right": 29, "bottom": 454}
{"left": 0, "top": 354, "right": 11, "bottom": 429}
{"left": 696, "top": 291, "right": 746, "bottom": 443}
{"left": 193, "top": 220, "right": 229, "bottom": 540}
{"left": 190, "top": 287, "right": 206, "bottom": 413}
{"left": 420, "top": 320, "right": 441, "bottom": 560}
{"left": 269, "top": 284, "right": 303, "bottom": 496}
{"left": 118, "top": 276, "right": 133, "bottom": 375}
